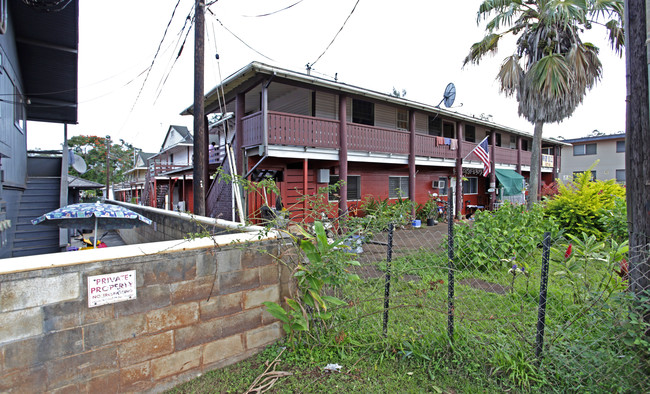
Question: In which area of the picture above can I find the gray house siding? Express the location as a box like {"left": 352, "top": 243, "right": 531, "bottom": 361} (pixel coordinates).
{"left": 0, "top": 10, "right": 28, "bottom": 259}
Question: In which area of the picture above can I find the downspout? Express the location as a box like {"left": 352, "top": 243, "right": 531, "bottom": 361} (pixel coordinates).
{"left": 303, "top": 158, "right": 308, "bottom": 219}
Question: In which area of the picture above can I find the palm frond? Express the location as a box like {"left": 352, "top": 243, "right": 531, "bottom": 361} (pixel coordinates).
{"left": 463, "top": 33, "right": 502, "bottom": 67}
{"left": 605, "top": 19, "right": 625, "bottom": 57}
{"left": 497, "top": 55, "right": 524, "bottom": 96}
{"left": 541, "top": 0, "right": 587, "bottom": 25}
{"left": 566, "top": 43, "right": 603, "bottom": 92}
{"left": 477, "top": 0, "right": 525, "bottom": 23}
{"left": 527, "top": 54, "right": 573, "bottom": 100}
{"left": 587, "top": 0, "right": 624, "bottom": 21}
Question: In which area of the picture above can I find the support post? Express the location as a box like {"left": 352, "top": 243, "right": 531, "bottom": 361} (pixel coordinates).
{"left": 408, "top": 110, "right": 416, "bottom": 214}
{"left": 489, "top": 132, "right": 497, "bottom": 210}
{"left": 192, "top": 0, "right": 206, "bottom": 216}
{"left": 338, "top": 95, "right": 348, "bottom": 216}
{"left": 303, "top": 158, "right": 308, "bottom": 218}
{"left": 455, "top": 123, "right": 463, "bottom": 218}
{"left": 536, "top": 232, "right": 551, "bottom": 360}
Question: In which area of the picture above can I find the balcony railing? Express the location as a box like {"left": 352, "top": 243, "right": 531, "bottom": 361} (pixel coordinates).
{"left": 240, "top": 111, "right": 540, "bottom": 166}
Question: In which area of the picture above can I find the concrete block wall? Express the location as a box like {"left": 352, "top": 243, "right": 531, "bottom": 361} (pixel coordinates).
{"left": 110, "top": 201, "right": 262, "bottom": 245}
{"left": 0, "top": 237, "right": 289, "bottom": 393}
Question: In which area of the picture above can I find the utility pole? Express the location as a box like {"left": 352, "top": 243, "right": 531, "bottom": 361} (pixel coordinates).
{"left": 105, "top": 135, "right": 111, "bottom": 199}
{"left": 193, "top": 0, "right": 206, "bottom": 216}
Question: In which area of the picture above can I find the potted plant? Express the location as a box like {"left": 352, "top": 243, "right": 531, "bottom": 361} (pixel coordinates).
{"left": 424, "top": 193, "right": 439, "bottom": 226}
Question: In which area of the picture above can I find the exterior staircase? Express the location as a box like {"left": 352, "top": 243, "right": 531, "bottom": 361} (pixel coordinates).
{"left": 155, "top": 184, "right": 169, "bottom": 209}
{"left": 12, "top": 177, "right": 61, "bottom": 257}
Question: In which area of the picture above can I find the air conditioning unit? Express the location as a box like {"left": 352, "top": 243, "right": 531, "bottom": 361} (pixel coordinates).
{"left": 317, "top": 169, "right": 330, "bottom": 183}
{"left": 432, "top": 180, "right": 446, "bottom": 189}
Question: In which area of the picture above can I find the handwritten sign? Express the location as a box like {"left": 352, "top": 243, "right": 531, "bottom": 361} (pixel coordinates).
{"left": 87, "top": 270, "right": 137, "bottom": 307}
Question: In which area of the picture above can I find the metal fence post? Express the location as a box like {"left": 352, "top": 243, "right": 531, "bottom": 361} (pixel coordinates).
{"left": 447, "top": 189, "right": 455, "bottom": 342}
{"left": 383, "top": 223, "right": 394, "bottom": 337}
{"left": 536, "top": 231, "right": 551, "bottom": 359}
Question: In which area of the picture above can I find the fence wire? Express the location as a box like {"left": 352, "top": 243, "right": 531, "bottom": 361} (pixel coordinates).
{"left": 269, "top": 204, "right": 650, "bottom": 392}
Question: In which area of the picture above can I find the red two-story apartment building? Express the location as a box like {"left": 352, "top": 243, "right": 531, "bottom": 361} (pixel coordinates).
{"left": 185, "top": 62, "right": 564, "bottom": 222}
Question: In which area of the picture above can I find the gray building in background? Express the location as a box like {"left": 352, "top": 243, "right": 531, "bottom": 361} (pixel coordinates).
{"left": 559, "top": 133, "right": 626, "bottom": 185}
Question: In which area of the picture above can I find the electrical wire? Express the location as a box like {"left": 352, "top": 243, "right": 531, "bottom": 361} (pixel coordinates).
{"left": 128, "top": 0, "right": 184, "bottom": 113}
{"left": 207, "top": 9, "right": 275, "bottom": 62}
{"left": 310, "top": 0, "right": 360, "bottom": 67}
{"left": 242, "top": 0, "right": 305, "bottom": 17}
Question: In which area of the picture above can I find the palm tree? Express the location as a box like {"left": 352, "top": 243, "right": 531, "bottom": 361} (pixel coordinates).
{"left": 463, "top": 0, "right": 624, "bottom": 209}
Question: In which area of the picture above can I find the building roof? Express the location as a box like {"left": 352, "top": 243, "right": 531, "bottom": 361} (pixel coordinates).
{"left": 11, "top": 0, "right": 79, "bottom": 124}
{"left": 68, "top": 175, "right": 104, "bottom": 189}
{"left": 183, "top": 61, "right": 568, "bottom": 146}
{"left": 562, "top": 133, "right": 625, "bottom": 144}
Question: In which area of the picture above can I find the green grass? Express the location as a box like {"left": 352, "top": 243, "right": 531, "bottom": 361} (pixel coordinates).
{"left": 169, "top": 245, "right": 648, "bottom": 393}
{"left": 167, "top": 344, "right": 504, "bottom": 393}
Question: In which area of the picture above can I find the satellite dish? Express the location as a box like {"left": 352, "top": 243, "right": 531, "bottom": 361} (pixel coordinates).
{"left": 442, "top": 83, "right": 456, "bottom": 107}
{"left": 71, "top": 154, "right": 87, "bottom": 174}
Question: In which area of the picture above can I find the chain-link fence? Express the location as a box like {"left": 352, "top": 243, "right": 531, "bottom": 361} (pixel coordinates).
{"left": 268, "top": 189, "right": 650, "bottom": 392}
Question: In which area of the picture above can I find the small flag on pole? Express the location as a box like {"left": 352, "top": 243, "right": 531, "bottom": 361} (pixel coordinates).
{"left": 469, "top": 136, "right": 491, "bottom": 177}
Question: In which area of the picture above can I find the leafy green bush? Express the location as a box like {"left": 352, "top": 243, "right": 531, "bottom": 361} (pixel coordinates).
{"left": 453, "top": 203, "right": 560, "bottom": 271}
{"left": 598, "top": 196, "right": 628, "bottom": 243}
{"left": 544, "top": 170, "right": 626, "bottom": 239}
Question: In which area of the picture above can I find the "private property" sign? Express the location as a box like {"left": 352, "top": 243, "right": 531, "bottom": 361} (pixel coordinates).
{"left": 87, "top": 270, "right": 137, "bottom": 307}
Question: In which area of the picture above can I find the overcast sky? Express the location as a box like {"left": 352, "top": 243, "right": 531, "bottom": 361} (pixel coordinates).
{"left": 27, "top": 0, "right": 626, "bottom": 153}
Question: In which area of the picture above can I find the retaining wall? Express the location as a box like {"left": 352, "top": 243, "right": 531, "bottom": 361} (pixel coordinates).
{"left": 0, "top": 231, "right": 290, "bottom": 393}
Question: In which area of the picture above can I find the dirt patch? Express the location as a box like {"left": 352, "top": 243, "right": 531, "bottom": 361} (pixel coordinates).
{"left": 459, "top": 278, "right": 511, "bottom": 295}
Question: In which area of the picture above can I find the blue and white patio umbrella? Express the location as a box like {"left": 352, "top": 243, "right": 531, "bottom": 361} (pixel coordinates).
{"left": 32, "top": 202, "right": 152, "bottom": 248}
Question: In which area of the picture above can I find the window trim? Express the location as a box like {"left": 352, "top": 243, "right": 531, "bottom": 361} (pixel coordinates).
{"left": 573, "top": 143, "right": 597, "bottom": 156}
{"left": 615, "top": 169, "right": 626, "bottom": 183}
{"left": 462, "top": 177, "right": 478, "bottom": 195}
{"left": 388, "top": 176, "right": 409, "bottom": 199}
{"left": 13, "top": 83, "right": 25, "bottom": 133}
{"left": 329, "top": 174, "right": 361, "bottom": 201}
{"left": 464, "top": 125, "right": 476, "bottom": 143}
{"left": 397, "top": 108, "right": 408, "bottom": 130}
{"left": 352, "top": 99, "right": 374, "bottom": 126}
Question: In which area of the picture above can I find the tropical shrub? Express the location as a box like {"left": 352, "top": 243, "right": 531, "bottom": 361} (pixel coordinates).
{"left": 598, "top": 196, "right": 628, "bottom": 243}
{"left": 544, "top": 170, "right": 625, "bottom": 239}
{"left": 453, "top": 203, "right": 560, "bottom": 271}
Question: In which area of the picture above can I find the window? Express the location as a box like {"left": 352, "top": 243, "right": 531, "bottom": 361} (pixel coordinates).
{"left": 13, "top": 83, "right": 25, "bottom": 132}
{"left": 428, "top": 116, "right": 442, "bottom": 136}
{"left": 329, "top": 175, "right": 361, "bottom": 200}
{"left": 522, "top": 139, "right": 530, "bottom": 151}
{"left": 542, "top": 147, "right": 554, "bottom": 155}
{"left": 170, "top": 154, "right": 174, "bottom": 164}
{"left": 442, "top": 121, "right": 455, "bottom": 138}
{"left": 389, "top": 176, "right": 409, "bottom": 198}
{"left": 462, "top": 177, "right": 478, "bottom": 195}
{"left": 573, "top": 143, "right": 597, "bottom": 156}
{"left": 616, "top": 169, "right": 626, "bottom": 183}
{"left": 464, "top": 125, "right": 476, "bottom": 143}
{"left": 438, "top": 177, "right": 448, "bottom": 196}
{"left": 397, "top": 109, "right": 408, "bottom": 130}
{"left": 352, "top": 99, "right": 374, "bottom": 126}
{"left": 573, "top": 170, "right": 596, "bottom": 180}
{"left": 495, "top": 133, "right": 502, "bottom": 147}
{"left": 616, "top": 140, "right": 625, "bottom": 153}
{"left": 509, "top": 135, "right": 517, "bottom": 149}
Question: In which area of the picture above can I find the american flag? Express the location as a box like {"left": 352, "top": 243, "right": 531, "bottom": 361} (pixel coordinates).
{"left": 471, "top": 137, "right": 491, "bottom": 177}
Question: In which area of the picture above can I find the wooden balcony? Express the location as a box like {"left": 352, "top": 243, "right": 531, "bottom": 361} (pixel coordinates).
{"left": 241, "top": 111, "right": 540, "bottom": 166}
{"left": 148, "top": 161, "right": 190, "bottom": 177}
{"left": 242, "top": 111, "right": 457, "bottom": 159}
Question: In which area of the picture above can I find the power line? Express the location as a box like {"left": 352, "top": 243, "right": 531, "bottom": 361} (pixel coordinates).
{"left": 128, "top": 0, "right": 184, "bottom": 113}
{"left": 310, "top": 0, "right": 360, "bottom": 67}
{"left": 242, "top": 0, "right": 305, "bottom": 17}
{"left": 207, "top": 9, "right": 274, "bottom": 62}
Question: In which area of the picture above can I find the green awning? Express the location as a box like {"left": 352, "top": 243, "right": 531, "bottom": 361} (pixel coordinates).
{"left": 495, "top": 169, "right": 525, "bottom": 196}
